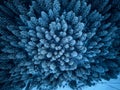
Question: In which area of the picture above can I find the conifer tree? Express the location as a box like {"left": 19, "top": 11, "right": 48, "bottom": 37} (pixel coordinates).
{"left": 0, "top": 0, "right": 120, "bottom": 90}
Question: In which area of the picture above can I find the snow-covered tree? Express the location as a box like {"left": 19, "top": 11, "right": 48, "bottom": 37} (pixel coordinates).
{"left": 0, "top": 0, "right": 120, "bottom": 90}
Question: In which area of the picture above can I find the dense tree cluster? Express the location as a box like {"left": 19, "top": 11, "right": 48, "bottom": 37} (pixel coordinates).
{"left": 0, "top": 0, "right": 120, "bottom": 90}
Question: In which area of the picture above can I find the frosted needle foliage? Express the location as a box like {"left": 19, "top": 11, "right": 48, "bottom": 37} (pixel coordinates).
{"left": 0, "top": 0, "right": 120, "bottom": 90}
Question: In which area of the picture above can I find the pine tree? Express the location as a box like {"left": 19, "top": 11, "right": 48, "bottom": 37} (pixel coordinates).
{"left": 0, "top": 0, "right": 120, "bottom": 90}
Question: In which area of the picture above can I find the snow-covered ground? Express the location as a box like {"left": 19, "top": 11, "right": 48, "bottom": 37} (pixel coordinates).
{"left": 57, "top": 75, "right": 120, "bottom": 90}
{"left": 26, "top": 75, "right": 120, "bottom": 90}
